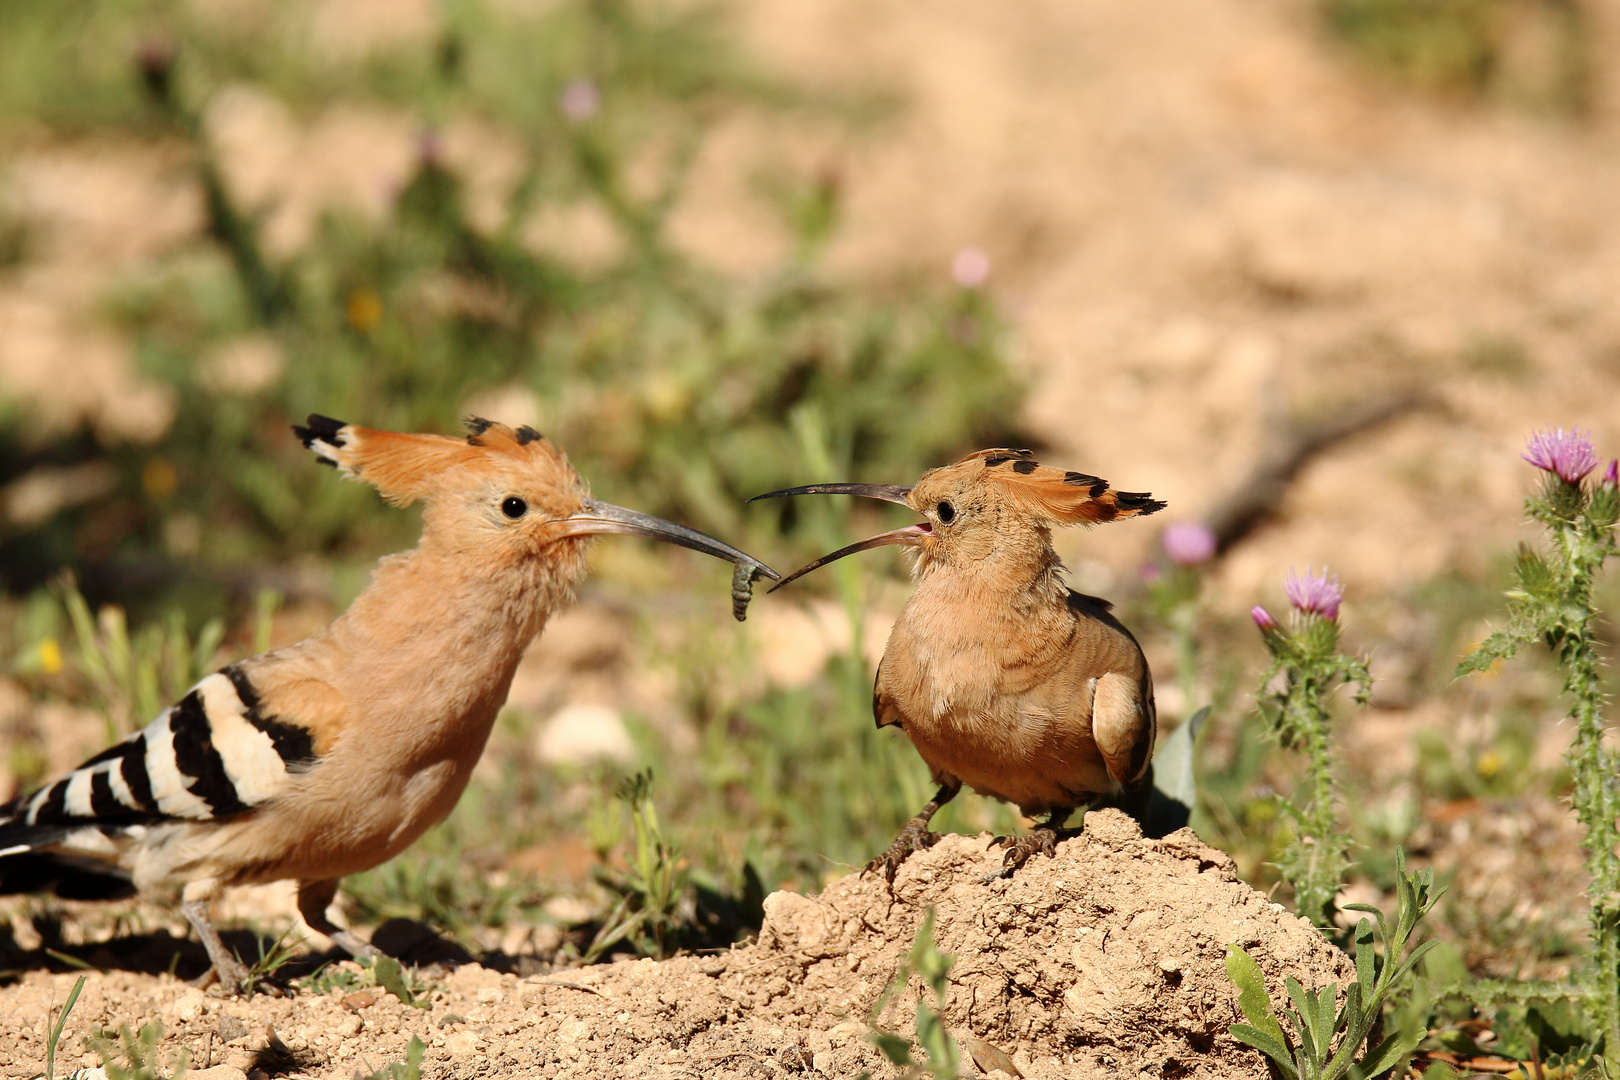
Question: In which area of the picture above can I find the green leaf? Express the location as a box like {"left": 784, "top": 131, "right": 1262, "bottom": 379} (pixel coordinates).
{"left": 372, "top": 955, "right": 419, "bottom": 1008}
{"left": 1318, "top": 983, "right": 1340, "bottom": 1040}
{"left": 1337, "top": 981, "right": 1363, "bottom": 1035}
{"left": 1515, "top": 543, "right": 1556, "bottom": 592}
{"left": 1227, "top": 946, "right": 1293, "bottom": 1067}
{"left": 45, "top": 973, "right": 86, "bottom": 1080}
{"left": 390, "top": 1035, "right": 427, "bottom": 1080}
{"left": 1283, "top": 977, "right": 1321, "bottom": 1055}
{"left": 1229, "top": 1024, "right": 1299, "bottom": 1080}
{"left": 1390, "top": 939, "right": 1441, "bottom": 985}
{"left": 1148, "top": 705, "right": 1207, "bottom": 829}
{"left": 1354, "top": 1028, "right": 1421, "bottom": 1079}
{"left": 870, "top": 1030, "right": 914, "bottom": 1066}
{"left": 1352, "top": 918, "right": 1376, "bottom": 992}
{"left": 1456, "top": 628, "right": 1526, "bottom": 677}
{"left": 1226, "top": 945, "right": 1275, "bottom": 1028}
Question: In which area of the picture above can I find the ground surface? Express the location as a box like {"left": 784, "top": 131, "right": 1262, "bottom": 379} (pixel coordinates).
{"left": 2, "top": 812, "right": 1349, "bottom": 1079}
{"left": 3, "top": 0, "right": 1619, "bottom": 1073}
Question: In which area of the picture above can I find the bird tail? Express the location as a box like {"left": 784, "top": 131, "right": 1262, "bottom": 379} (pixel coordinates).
{"left": 0, "top": 808, "right": 136, "bottom": 900}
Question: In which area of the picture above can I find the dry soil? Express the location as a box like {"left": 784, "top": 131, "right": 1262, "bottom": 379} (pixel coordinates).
{"left": 1, "top": 812, "right": 1349, "bottom": 1079}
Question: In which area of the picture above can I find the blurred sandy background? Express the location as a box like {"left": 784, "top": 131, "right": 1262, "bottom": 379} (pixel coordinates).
{"left": 5, "top": 0, "right": 1619, "bottom": 612}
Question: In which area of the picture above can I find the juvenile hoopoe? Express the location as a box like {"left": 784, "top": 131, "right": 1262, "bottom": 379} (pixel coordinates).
{"left": 755, "top": 448, "right": 1163, "bottom": 879}
{"left": 0, "top": 415, "right": 775, "bottom": 991}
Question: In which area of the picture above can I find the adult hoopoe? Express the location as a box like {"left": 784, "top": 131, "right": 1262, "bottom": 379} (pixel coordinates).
{"left": 0, "top": 415, "right": 775, "bottom": 991}
{"left": 755, "top": 447, "right": 1163, "bottom": 880}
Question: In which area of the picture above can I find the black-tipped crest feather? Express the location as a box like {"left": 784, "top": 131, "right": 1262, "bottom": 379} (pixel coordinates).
{"left": 293, "top": 414, "right": 346, "bottom": 447}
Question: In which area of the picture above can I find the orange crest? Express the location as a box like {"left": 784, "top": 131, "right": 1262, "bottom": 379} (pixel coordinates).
{"left": 939, "top": 449, "right": 1165, "bottom": 526}
{"left": 294, "top": 414, "right": 578, "bottom": 507}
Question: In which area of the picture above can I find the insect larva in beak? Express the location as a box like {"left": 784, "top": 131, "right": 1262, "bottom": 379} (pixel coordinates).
{"left": 732, "top": 559, "right": 766, "bottom": 622}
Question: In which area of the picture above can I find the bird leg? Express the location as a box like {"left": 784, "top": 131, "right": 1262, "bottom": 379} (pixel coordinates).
{"left": 989, "top": 808, "right": 1075, "bottom": 877}
{"left": 181, "top": 896, "right": 250, "bottom": 994}
{"left": 297, "top": 878, "right": 381, "bottom": 962}
{"left": 866, "top": 784, "right": 959, "bottom": 884}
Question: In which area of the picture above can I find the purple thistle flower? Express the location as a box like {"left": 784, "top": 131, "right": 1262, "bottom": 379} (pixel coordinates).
{"left": 951, "top": 247, "right": 990, "bottom": 289}
{"left": 560, "top": 79, "right": 601, "bottom": 123}
{"left": 1284, "top": 566, "right": 1343, "bottom": 621}
{"left": 1162, "top": 520, "right": 1217, "bottom": 567}
{"left": 1251, "top": 605, "right": 1279, "bottom": 632}
{"left": 1522, "top": 427, "right": 1598, "bottom": 485}
{"left": 416, "top": 127, "right": 444, "bottom": 168}
{"left": 1606, "top": 459, "right": 1618, "bottom": 488}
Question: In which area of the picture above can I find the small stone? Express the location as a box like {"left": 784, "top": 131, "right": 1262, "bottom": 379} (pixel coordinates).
{"left": 444, "top": 1030, "right": 480, "bottom": 1054}
{"left": 778, "top": 1044, "right": 813, "bottom": 1070}
{"left": 217, "top": 1015, "right": 250, "bottom": 1042}
{"left": 827, "top": 1021, "right": 864, "bottom": 1047}
{"left": 533, "top": 702, "right": 633, "bottom": 764}
{"left": 342, "top": 990, "right": 376, "bottom": 1012}
{"left": 170, "top": 989, "right": 207, "bottom": 1023}
{"left": 499, "top": 924, "right": 531, "bottom": 955}
{"left": 541, "top": 895, "right": 595, "bottom": 925}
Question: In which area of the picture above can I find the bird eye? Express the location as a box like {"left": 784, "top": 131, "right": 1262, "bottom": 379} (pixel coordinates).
{"left": 501, "top": 496, "right": 528, "bottom": 519}
{"left": 936, "top": 500, "right": 956, "bottom": 524}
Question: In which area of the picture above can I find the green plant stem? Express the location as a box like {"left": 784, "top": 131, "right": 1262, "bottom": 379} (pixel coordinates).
{"left": 1294, "top": 678, "right": 1341, "bottom": 928}
{"left": 1560, "top": 543, "right": 1620, "bottom": 1053}
{"left": 1257, "top": 619, "right": 1367, "bottom": 935}
{"left": 1461, "top": 468, "right": 1619, "bottom": 1053}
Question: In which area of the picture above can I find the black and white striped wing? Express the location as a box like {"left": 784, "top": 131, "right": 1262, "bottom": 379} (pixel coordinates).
{"left": 0, "top": 664, "right": 318, "bottom": 863}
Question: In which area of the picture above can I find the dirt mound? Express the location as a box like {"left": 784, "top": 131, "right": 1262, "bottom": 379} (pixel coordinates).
{"left": 2, "top": 810, "right": 1349, "bottom": 1080}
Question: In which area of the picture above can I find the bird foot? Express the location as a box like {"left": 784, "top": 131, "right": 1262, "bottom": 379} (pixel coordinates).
{"left": 864, "top": 817, "right": 942, "bottom": 884}
{"left": 328, "top": 928, "right": 382, "bottom": 962}
{"left": 983, "top": 825, "right": 1062, "bottom": 880}
{"left": 190, "top": 954, "right": 252, "bottom": 996}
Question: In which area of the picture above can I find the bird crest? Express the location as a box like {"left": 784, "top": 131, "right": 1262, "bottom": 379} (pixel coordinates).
{"left": 753, "top": 447, "right": 1165, "bottom": 590}
{"left": 294, "top": 414, "right": 574, "bottom": 508}
{"left": 932, "top": 448, "right": 1166, "bottom": 526}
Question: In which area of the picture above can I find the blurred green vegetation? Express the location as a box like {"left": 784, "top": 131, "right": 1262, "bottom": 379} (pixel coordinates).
{"left": 0, "top": 0, "right": 1024, "bottom": 616}
{"left": 1322, "top": 0, "right": 1591, "bottom": 111}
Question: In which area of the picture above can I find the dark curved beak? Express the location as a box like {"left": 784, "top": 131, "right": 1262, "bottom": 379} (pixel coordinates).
{"left": 768, "top": 523, "right": 930, "bottom": 592}
{"left": 557, "top": 499, "right": 779, "bottom": 580}
{"left": 749, "top": 483, "right": 914, "bottom": 506}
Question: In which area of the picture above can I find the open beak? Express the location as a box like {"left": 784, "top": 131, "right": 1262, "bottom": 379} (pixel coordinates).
{"left": 750, "top": 481, "right": 923, "bottom": 593}
{"left": 557, "top": 498, "right": 780, "bottom": 580}
{"left": 768, "top": 523, "right": 929, "bottom": 592}
{"left": 749, "top": 482, "right": 913, "bottom": 506}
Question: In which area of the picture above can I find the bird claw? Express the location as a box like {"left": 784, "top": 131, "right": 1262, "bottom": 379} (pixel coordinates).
{"left": 863, "top": 818, "right": 942, "bottom": 883}
{"left": 988, "top": 826, "right": 1060, "bottom": 875}
{"left": 192, "top": 956, "right": 253, "bottom": 996}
